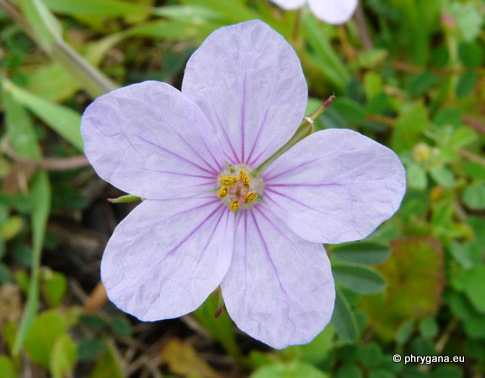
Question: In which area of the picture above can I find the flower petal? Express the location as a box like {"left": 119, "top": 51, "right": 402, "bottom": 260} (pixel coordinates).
{"left": 182, "top": 20, "right": 308, "bottom": 167}
{"left": 308, "top": 0, "right": 358, "bottom": 24}
{"left": 81, "top": 81, "right": 225, "bottom": 200}
{"left": 101, "top": 195, "right": 234, "bottom": 321}
{"left": 271, "top": 0, "right": 306, "bottom": 10}
{"left": 263, "top": 129, "right": 406, "bottom": 244}
{"left": 221, "top": 204, "right": 335, "bottom": 349}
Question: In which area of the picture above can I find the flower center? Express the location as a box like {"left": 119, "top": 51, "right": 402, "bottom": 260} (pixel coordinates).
{"left": 217, "top": 166, "right": 261, "bottom": 211}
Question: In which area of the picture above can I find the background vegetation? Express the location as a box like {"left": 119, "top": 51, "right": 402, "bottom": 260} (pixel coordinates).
{"left": 0, "top": 0, "right": 484, "bottom": 376}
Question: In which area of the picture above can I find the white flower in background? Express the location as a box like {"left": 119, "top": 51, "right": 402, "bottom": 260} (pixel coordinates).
{"left": 271, "top": 0, "right": 358, "bottom": 24}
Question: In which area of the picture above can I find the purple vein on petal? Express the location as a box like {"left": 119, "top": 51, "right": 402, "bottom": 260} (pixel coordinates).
{"left": 154, "top": 203, "right": 223, "bottom": 270}
{"left": 268, "top": 183, "right": 344, "bottom": 188}
{"left": 246, "top": 107, "right": 270, "bottom": 167}
{"left": 210, "top": 96, "right": 239, "bottom": 164}
{"left": 192, "top": 206, "right": 227, "bottom": 272}
{"left": 200, "top": 135, "right": 224, "bottom": 173}
{"left": 264, "top": 158, "right": 321, "bottom": 181}
{"left": 136, "top": 135, "right": 215, "bottom": 175}
{"left": 172, "top": 128, "right": 220, "bottom": 174}
{"left": 265, "top": 188, "right": 339, "bottom": 219}
{"left": 241, "top": 75, "right": 247, "bottom": 164}
{"left": 141, "top": 168, "right": 214, "bottom": 180}
{"left": 265, "top": 187, "right": 317, "bottom": 212}
{"left": 249, "top": 210, "right": 288, "bottom": 296}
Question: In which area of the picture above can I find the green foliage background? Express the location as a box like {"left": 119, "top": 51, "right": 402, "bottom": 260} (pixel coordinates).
{"left": 0, "top": 0, "right": 484, "bottom": 376}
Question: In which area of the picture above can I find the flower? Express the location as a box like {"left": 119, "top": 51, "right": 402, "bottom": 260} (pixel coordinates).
{"left": 271, "top": 0, "right": 358, "bottom": 24}
{"left": 81, "top": 20, "right": 406, "bottom": 349}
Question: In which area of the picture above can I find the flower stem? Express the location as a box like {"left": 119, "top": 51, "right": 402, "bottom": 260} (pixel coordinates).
{"left": 253, "top": 95, "right": 335, "bottom": 176}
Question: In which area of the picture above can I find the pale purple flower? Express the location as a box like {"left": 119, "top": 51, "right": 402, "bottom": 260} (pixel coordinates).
{"left": 81, "top": 20, "right": 405, "bottom": 349}
{"left": 271, "top": 0, "right": 358, "bottom": 24}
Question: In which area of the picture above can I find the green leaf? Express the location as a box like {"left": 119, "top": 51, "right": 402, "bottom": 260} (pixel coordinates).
{"left": 302, "top": 16, "right": 349, "bottom": 90}
{"left": 153, "top": 4, "right": 224, "bottom": 23}
{"left": 333, "top": 263, "right": 386, "bottom": 294}
{"left": 366, "top": 91, "right": 389, "bottom": 114}
{"left": 42, "top": 271, "right": 67, "bottom": 307}
{"left": 431, "top": 366, "right": 463, "bottom": 378}
{"left": 332, "top": 287, "right": 359, "bottom": 344}
{"left": 456, "top": 71, "right": 478, "bottom": 99}
{"left": 4, "top": 80, "right": 52, "bottom": 354}
{"left": 429, "top": 166, "right": 454, "bottom": 188}
{"left": 251, "top": 360, "right": 327, "bottom": 378}
{"left": 396, "top": 320, "right": 414, "bottom": 345}
{"left": 391, "top": 102, "right": 429, "bottom": 153}
{"left": 464, "top": 162, "right": 485, "bottom": 180}
{"left": 80, "top": 314, "right": 109, "bottom": 331}
{"left": 111, "top": 315, "right": 132, "bottom": 337}
{"left": 448, "top": 292, "right": 485, "bottom": 338}
{"left": 0, "top": 262, "right": 12, "bottom": 283}
{"left": 50, "top": 334, "right": 77, "bottom": 378}
{"left": 335, "top": 364, "right": 362, "bottom": 378}
{"left": 19, "top": 0, "right": 62, "bottom": 50}
{"left": 449, "top": 242, "right": 482, "bottom": 270}
{"left": 192, "top": 292, "right": 241, "bottom": 359}
{"left": 406, "top": 163, "right": 427, "bottom": 190}
{"left": 358, "top": 342, "right": 383, "bottom": 368}
{"left": 127, "top": 20, "right": 217, "bottom": 40}
{"left": 90, "top": 341, "right": 124, "bottom": 378}
{"left": 43, "top": 0, "right": 149, "bottom": 17}
{"left": 363, "top": 72, "right": 383, "bottom": 100}
{"left": 0, "top": 355, "right": 16, "bottom": 378}
{"left": 463, "top": 182, "right": 485, "bottom": 210}
{"left": 78, "top": 338, "right": 106, "bottom": 361}
{"left": 282, "top": 326, "right": 334, "bottom": 364}
{"left": 180, "top": 0, "right": 259, "bottom": 24}
{"left": 4, "top": 80, "right": 83, "bottom": 152}
{"left": 0, "top": 216, "right": 25, "bottom": 241}
{"left": 408, "top": 71, "right": 438, "bottom": 97}
{"left": 332, "top": 243, "right": 391, "bottom": 265}
{"left": 3, "top": 88, "right": 41, "bottom": 159}
{"left": 452, "top": 266, "right": 485, "bottom": 313}
{"left": 458, "top": 42, "right": 484, "bottom": 67}
{"left": 419, "top": 318, "right": 439, "bottom": 339}
{"left": 433, "top": 108, "right": 462, "bottom": 127}
{"left": 332, "top": 98, "right": 367, "bottom": 127}
{"left": 24, "top": 310, "right": 68, "bottom": 367}
{"left": 13, "top": 171, "right": 51, "bottom": 355}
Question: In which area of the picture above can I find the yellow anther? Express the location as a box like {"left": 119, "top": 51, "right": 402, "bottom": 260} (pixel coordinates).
{"left": 217, "top": 186, "right": 230, "bottom": 199}
{"left": 239, "top": 170, "right": 251, "bottom": 187}
{"left": 244, "top": 191, "right": 257, "bottom": 205}
{"left": 229, "top": 199, "right": 241, "bottom": 212}
{"left": 219, "top": 176, "right": 238, "bottom": 186}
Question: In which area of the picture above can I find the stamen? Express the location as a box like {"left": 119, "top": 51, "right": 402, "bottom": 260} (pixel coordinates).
{"left": 244, "top": 191, "right": 257, "bottom": 204}
{"left": 217, "top": 186, "right": 229, "bottom": 199}
{"left": 220, "top": 176, "right": 238, "bottom": 186}
{"left": 239, "top": 170, "right": 251, "bottom": 187}
{"left": 229, "top": 199, "right": 241, "bottom": 211}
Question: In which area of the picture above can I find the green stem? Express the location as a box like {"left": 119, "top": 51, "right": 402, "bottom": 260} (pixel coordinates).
{"left": 254, "top": 95, "right": 335, "bottom": 175}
